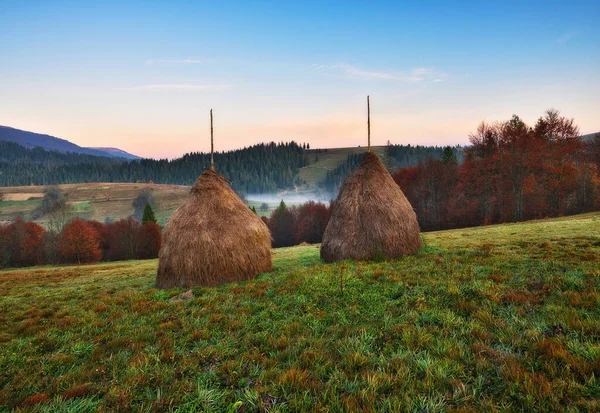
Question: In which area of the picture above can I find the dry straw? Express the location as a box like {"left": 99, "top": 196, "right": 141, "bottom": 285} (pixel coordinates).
{"left": 320, "top": 97, "right": 421, "bottom": 262}
{"left": 156, "top": 110, "right": 272, "bottom": 288}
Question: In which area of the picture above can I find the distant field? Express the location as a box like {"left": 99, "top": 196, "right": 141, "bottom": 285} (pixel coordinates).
{"left": 1, "top": 213, "right": 598, "bottom": 411}
{"left": 0, "top": 182, "right": 190, "bottom": 226}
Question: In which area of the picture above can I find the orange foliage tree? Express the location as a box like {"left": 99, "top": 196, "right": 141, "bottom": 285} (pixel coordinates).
{"left": 0, "top": 218, "right": 45, "bottom": 267}
{"left": 58, "top": 218, "right": 102, "bottom": 264}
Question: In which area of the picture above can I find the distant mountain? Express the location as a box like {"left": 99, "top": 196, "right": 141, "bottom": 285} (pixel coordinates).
{"left": 581, "top": 132, "right": 599, "bottom": 142}
{"left": 0, "top": 126, "right": 140, "bottom": 159}
{"left": 86, "top": 147, "right": 141, "bottom": 160}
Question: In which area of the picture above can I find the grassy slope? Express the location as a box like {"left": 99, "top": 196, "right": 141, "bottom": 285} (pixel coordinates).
{"left": 1, "top": 214, "right": 599, "bottom": 412}
{"left": 298, "top": 146, "right": 387, "bottom": 189}
{"left": 0, "top": 183, "right": 190, "bottom": 226}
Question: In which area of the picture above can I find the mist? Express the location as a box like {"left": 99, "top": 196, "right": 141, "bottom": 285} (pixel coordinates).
{"left": 246, "top": 191, "right": 332, "bottom": 205}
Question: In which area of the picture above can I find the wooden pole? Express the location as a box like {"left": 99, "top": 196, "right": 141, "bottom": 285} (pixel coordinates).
{"left": 367, "top": 95, "right": 371, "bottom": 152}
{"left": 210, "top": 109, "right": 214, "bottom": 171}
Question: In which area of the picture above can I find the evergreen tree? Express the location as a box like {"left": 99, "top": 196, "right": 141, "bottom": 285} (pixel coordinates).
{"left": 141, "top": 203, "right": 157, "bottom": 225}
{"left": 442, "top": 146, "right": 458, "bottom": 164}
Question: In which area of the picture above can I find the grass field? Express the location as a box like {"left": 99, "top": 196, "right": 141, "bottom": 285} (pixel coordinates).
{"left": 1, "top": 214, "right": 599, "bottom": 412}
{"left": 0, "top": 183, "right": 190, "bottom": 226}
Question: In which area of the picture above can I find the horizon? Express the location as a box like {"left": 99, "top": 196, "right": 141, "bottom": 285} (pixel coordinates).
{"left": 1, "top": 1, "right": 599, "bottom": 159}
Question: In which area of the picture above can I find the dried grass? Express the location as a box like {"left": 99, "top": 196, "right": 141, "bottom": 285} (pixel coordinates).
{"left": 156, "top": 169, "right": 272, "bottom": 288}
{"left": 321, "top": 152, "right": 421, "bottom": 262}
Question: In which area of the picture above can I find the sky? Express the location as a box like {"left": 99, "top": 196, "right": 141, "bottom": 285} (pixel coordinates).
{"left": 1, "top": 0, "right": 598, "bottom": 159}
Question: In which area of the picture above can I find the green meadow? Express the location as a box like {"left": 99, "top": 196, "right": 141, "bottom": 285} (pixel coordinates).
{"left": 1, "top": 213, "right": 599, "bottom": 412}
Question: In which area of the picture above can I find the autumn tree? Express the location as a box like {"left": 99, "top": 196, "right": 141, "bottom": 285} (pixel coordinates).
{"left": 533, "top": 109, "right": 581, "bottom": 215}
{"left": 138, "top": 222, "right": 162, "bottom": 259}
{"left": 268, "top": 200, "right": 296, "bottom": 247}
{"left": 58, "top": 218, "right": 102, "bottom": 264}
{"left": 105, "top": 217, "right": 142, "bottom": 261}
{"left": 294, "top": 201, "right": 330, "bottom": 243}
{"left": 0, "top": 218, "right": 45, "bottom": 267}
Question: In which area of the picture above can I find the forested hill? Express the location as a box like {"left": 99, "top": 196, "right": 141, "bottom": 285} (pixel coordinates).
{"left": 0, "top": 141, "right": 307, "bottom": 193}
{"left": 0, "top": 140, "right": 466, "bottom": 193}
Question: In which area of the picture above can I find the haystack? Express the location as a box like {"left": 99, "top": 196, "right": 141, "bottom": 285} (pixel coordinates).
{"left": 156, "top": 110, "right": 272, "bottom": 288}
{"left": 156, "top": 169, "right": 272, "bottom": 288}
{"left": 320, "top": 97, "right": 421, "bottom": 262}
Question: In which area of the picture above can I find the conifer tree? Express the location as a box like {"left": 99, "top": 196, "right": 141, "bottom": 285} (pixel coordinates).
{"left": 141, "top": 203, "right": 157, "bottom": 225}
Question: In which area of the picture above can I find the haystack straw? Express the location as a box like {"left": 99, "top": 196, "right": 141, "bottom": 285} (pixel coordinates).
{"left": 321, "top": 152, "right": 421, "bottom": 262}
{"left": 156, "top": 169, "right": 272, "bottom": 288}
{"left": 321, "top": 96, "right": 421, "bottom": 261}
{"left": 156, "top": 109, "right": 272, "bottom": 288}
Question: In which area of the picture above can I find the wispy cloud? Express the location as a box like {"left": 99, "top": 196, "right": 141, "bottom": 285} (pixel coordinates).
{"left": 311, "top": 63, "right": 446, "bottom": 83}
{"left": 122, "top": 83, "right": 232, "bottom": 92}
{"left": 556, "top": 32, "right": 576, "bottom": 45}
{"left": 311, "top": 63, "right": 397, "bottom": 80}
{"left": 145, "top": 58, "right": 208, "bottom": 64}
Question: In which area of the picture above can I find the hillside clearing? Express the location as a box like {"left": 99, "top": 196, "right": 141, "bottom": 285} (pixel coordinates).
{"left": 298, "top": 146, "right": 387, "bottom": 189}
{"left": 0, "top": 213, "right": 599, "bottom": 411}
{"left": 0, "top": 183, "right": 190, "bottom": 226}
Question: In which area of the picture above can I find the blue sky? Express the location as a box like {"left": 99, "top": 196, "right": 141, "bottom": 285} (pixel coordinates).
{"left": 1, "top": 0, "right": 598, "bottom": 158}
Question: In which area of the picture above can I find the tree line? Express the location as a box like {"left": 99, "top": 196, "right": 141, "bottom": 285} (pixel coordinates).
{"left": 0, "top": 216, "right": 161, "bottom": 268}
{"left": 0, "top": 141, "right": 308, "bottom": 194}
{"left": 0, "top": 186, "right": 162, "bottom": 268}
{"left": 394, "top": 110, "right": 600, "bottom": 231}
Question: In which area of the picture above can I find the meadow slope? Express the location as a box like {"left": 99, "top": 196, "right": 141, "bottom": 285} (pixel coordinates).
{"left": 0, "top": 214, "right": 599, "bottom": 412}
{"left": 0, "top": 183, "right": 190, "bottom": 226}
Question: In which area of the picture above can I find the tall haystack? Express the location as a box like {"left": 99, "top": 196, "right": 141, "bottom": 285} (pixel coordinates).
{"left": 320, "top": 97, "right": 421, "bottom": 262}
{"left": 156, "top": 111, "right": 272, "bottom": 288}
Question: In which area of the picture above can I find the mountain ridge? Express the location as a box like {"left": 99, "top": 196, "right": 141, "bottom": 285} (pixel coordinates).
{"left": 0, "top": 125, "right": 140, "bottom": 159}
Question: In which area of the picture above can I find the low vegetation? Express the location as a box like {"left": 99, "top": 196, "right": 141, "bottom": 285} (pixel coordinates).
{"left": 1, "top": 213, "right": 598, "bottom": 411}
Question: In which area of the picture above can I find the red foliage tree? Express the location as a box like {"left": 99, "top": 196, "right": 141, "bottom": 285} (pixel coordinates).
{"left": 294, "top": 201, "right": 330, "bottom": 244}
{"left": 267, "top": 201, "right": 297, "bottom": 247}
{"left": 21, "top": 220, "right": 45, "bottom": 266}
{"left": 58, "top": 218, "right": 102, "bottom": 264}
{"left": 104, "top": 217, "right": 142, "bottom": 261}
{"left": 137, "top": 222, "right": 162, "bottom": 259}
{"left": 87, "top": 220, "right": 109, "bottom": 259}
{"left": 393, "top": 157, "right": 459, "bottom": 231}
{"left": 392, "top": 110, "right": 595, "bottom": 231}
{"left": 0, "top": 218, "right": 45, "bottom": 267}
